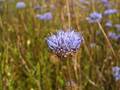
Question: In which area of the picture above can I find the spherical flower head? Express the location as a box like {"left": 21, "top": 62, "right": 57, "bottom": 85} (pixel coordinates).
{"left": 46, "top": 30, "right": 83, "bottom": 57}
{"left": 101, "top": 0, "right": 109, "bottom": 4}
{"left": 112, "top": 66, "right": 120, "bottom": 81}
{"left": 105, "top": 20, "right": 112, "bottom": 28}
{"left": 86, "top": 12, "right": 102, "bottom": 23}
{"left": 16, "top": 1, "right": 26, "bottom": 9}
{"left": 104, "top": 9, "right": 118, "bottom": 15}
{"left": 108, "top": 32, "right": 120, "bottom": 40}
{"left": 100, "top": 0, "right": 112, "bottom": 8}
{"left": 36, "top": 12, "right": 52, "bottom": 21}
{"left": 114, "top": 24, "right": 120, "bottom": 32}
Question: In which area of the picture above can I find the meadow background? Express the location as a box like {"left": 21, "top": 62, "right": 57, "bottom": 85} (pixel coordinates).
{"left": 0, "top": 0, "right": 120, "bottom": 90}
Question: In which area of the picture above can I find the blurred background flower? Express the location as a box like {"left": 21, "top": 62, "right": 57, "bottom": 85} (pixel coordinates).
{"left": 105, "top": 20, "right": 112, "bottom": 28}
{"left": 115, "top": 24, "right": 120, "bottom": 32}
{"left": 100, "top": 0, "right": 112, "bottom": 8}
{"left": 36, "top": 12, "right": 53, "bottom": 21}
{"left": 104, "top": 9, "right": 118, "bottom": 15}
{"left": 108, "top": 32, "right": 120, "bottom": 40}
{"left": 112, "top": 66, "right": 120, "bottom": 81}
{"left": 16, "top": 1, "right": 26, "bottom": 9}
{"left": 86, "top": 12, "right": 102, "bottom": 23}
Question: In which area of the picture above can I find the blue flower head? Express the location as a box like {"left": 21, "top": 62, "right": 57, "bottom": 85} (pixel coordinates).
{"left": 100, "top": 0, "right": 111, "bottom": 8}
{"left": 112, "top": 66, "right": 120, "bottom": 81}
{"left": 46, "top": 29, "right": 83, "bottom": 57}
{"left": 108, "top": 32, "right": 120, "bottom": 40}
{"left": 101, "top": 0, "right": 109, "bottom": 4}
{"left": 101, "top": 0, "right": 109, "bottom": 6}
{"left": 105, "top": 20, "right": 112, "bottom": 28}
{"left": 16, "top": 1, "right": 26, "bottom": 9}
{"left": 36, "top": 12, "right": 52, "bottom": 21}
{"left": 86, "top": 12, "right": 102, "bottom": 23}
{"left": 104, "top": 9, "right": 118, "bottom": 15}
{"left": 115, "top": 24, "right": 120, "bottom": 32}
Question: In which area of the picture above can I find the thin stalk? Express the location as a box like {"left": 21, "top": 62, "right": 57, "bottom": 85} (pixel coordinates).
{"left": 72, "top": 54, "right": 82, "bottom": 90}
{"left": 66, "top": 59, "right": 73, "bottom": 90}
{"left": 0, "top": 59, "right": 2, "bottom": 90}
{"left": 97, "top": 22, "right": 116, "bottom": 59}
{"left": 66, "top": 0, "right": 71, "bottom": 28}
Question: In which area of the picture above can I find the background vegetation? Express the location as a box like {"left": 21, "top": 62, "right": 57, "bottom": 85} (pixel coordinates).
{"left": 0, "top": 0, "right": 120, "bottom": 90}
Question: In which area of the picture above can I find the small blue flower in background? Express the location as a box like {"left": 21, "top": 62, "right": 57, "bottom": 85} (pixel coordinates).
{"left": 108, "top": 32, "right": 117, "bottom": 40}
{"left": 100, "top": 0, "right": 109, "bottom": 5}
{"left": 33, "top": 5, "right": 41, "bottom": 10}
{"left": 105, "top": 20, "right": 112, "bottom": 28}
{"left": 36, "top": 12, "right": 52, "bottom": 21}
{"left": 100, "top": 0, "right": 111, "bottom": 8}
{"left": 112, "top": 66, "right": 120, "bottom": 81}
{"left": 114, "top": 24, "right": 120, "bottom": 32}
{"left": 16, "top": 1, "right": 26, "bottom": 9}
{"left": 46, "top": 29, "right": 83, "bottom": 57}
{"left": 108, "top": 32, "right": 120, "bottom": 40}
{"left": 101, "top": 0, "right": 109, "bottom": 4}
{"left": 86, "top": 12, "right": 102, "bottom": 23}
{"left": 104, "top": 9, "right": 118, "bottom": 15}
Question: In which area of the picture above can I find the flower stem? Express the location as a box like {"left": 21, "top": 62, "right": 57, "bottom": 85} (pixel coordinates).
{"left": 97, "top": 22, "right": 116, "bottom": 59}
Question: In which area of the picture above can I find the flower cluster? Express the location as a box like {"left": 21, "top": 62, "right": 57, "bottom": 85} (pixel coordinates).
{"left": 115, "top": 24, "right": 120, "bottom": 32}
{"left": 47, "top": 30, "right": 83, "bottom": 57}
{"left": 36, "top": 12, "right": 53, "bottom": 21}
{"left": 101, "top": 0, "right": 109, "bottom": 4}
{"left": 104, "top": 9, "right": 118, "bottom": 15}
{"left": 16, "top": 1, "right": 26, "bottom": 9}
{"left": 108, "top": 32, "right": 120, "bottom": 40}
{"left": 100, "top": 0, "right": 110, "bottom": 8}
{"left": 86, "top": 12, "right": 102, "bottom": 23}
{"left": 105, "top": 20, "right": 112, "bottom": 28}
{"left": 112, "top": 66, "right": 120, "bottom": 81}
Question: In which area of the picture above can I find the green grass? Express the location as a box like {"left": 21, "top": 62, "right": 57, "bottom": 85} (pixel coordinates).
{"left": 0, "top": 0, "right": 120, "bottom": 90}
